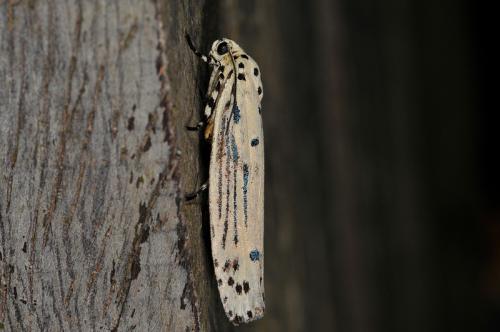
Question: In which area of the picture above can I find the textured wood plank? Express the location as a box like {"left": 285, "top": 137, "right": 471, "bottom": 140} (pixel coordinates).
{"left": 0, "top": 1, "right": 217, "bottom": 331}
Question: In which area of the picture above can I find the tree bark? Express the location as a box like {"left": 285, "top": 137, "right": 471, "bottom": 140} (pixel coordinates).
{"left": 0, "top": 1, "right": 229, "bottom": 331}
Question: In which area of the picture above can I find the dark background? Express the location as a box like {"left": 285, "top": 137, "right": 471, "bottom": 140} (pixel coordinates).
{"left": 196, "top": 0, "right": 496, "bottom": 331}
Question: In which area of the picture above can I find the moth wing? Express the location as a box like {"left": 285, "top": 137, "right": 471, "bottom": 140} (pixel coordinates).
{"left": 208, "top": 55, "right": 265, "bottom": 325}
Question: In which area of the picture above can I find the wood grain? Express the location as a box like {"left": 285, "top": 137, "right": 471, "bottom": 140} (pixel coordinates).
{"left": 0, "top": 1, "right": 225, "bottom": 331}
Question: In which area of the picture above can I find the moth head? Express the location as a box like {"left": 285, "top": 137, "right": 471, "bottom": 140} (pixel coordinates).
{"left": 210, "top": 38, "right": 237, "bottom": 62}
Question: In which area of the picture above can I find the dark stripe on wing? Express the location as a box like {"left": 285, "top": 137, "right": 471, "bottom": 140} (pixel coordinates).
{"left": 231, "top": 134, "right": 239, "bottom": 245}
{"left": 217, "top": 121, "right": 226, "bottom": 220}
{"left": 243, "top": 164, "right": 249, "bottom": 227}
{"left": 222, "top": 133, "right": 231, "bottom": 249}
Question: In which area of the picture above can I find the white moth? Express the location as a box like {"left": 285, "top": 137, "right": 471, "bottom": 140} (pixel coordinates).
{"left": 187, "top": 35, "right": 265, "bottom": 325}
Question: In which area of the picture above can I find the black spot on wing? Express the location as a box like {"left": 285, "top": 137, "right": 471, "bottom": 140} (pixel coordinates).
{"left": 249, "top": 249, "right": 260, "bottom": 261}
{"left": 235, "top": 283, "right": 243, "bottom": 295}
{"left": 241, "top": 54, "right": 249, "bottom": 59}
{"left": 257, "top": 86, "right": 262, "bottom": 95}
{"left": 254, "top": 68, "right": 259, "bottom": 76}
{"left": 223, "top": 260, "right": 231, "bottom": 272}
{"left": 243, "top": 281, "right": 250, "bottom": 293}
{"left": 251, "top": 138, "right": 259, "bottom": 146}
{"left": 233, "top": 259, "right": 239, "bottom": 272}
{"left": 247, "top": 311, "right": 253, "bottom": 319}
{"left": 228, "top": 277, "right": 235, "bottom": 286}
{"left": 238, "top": 62, "right": 244, "bottom": 68}
{"left": 237, "top": 73, "right": 246, "bottom": 81}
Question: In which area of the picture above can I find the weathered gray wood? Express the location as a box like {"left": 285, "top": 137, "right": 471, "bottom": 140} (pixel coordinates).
{"left": 0, "top": 1, "right": 227, "bottom": 331}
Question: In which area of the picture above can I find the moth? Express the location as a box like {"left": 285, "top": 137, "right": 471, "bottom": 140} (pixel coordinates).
{"left": 186, "top": 35, "right": 265, "bottom": 325}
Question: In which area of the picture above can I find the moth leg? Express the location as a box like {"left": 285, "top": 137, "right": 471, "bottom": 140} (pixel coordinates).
{"left": 186, "top": 121, "right": 205, "bottom": 131}
{"left": 185, "top": 183, "right": 208, "bottom": 201}
{"left": 204, "top": 117, "right": 215, "bottom": 140}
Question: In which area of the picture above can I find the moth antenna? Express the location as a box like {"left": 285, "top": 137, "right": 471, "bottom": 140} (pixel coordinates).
{"left": 185, "top": 33, "right": 210, "bottom": 63}
{"left": 185, "top": 33, "right": 219, "bottom": 66}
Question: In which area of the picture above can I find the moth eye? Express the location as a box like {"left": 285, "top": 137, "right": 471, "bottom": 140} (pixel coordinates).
{"left": 217, "top": 42, "right": 229, "bottom": 55}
